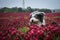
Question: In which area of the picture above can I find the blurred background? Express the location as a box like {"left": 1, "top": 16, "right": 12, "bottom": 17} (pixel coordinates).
{"left": 0, "top": 0, "right": 60, "bottom": 13}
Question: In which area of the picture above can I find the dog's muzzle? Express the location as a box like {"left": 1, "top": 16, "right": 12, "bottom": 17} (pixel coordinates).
{"left": 29, "top": 18, "right": 39, "bottom": 25}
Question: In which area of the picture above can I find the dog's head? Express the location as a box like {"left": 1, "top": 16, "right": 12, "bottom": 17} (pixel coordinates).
{"left": 29, "top": 11, "right": 45, "bottom": 26}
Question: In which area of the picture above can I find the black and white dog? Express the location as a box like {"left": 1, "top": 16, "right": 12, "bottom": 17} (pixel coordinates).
{"left": 29, "top": 11, "right": 46, "bottom": 26}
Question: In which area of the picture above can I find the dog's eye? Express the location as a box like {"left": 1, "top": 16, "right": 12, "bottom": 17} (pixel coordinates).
{"left": 37, "top": 14, "right": 43, "bottom": 17}
{"left": 34, "top": 15, "right": 38, "bottom": 18}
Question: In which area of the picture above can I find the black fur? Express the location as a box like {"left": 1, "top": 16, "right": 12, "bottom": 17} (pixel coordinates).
{"left": 34, "top": 14, "right": 43, "bottom": 22}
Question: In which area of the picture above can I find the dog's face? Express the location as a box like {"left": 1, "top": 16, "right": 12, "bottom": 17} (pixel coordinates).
{"left": 29, "top": 11, "right": 45, "bottom": 26}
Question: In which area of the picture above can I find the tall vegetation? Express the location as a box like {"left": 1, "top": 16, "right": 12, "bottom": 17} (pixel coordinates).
{"left": 0, "top": 7, "right": 52, "bottom": 13}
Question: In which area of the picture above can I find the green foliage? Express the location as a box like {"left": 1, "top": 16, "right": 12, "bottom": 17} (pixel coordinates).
{"left": 54, "top": 16, "right": 60, "bottom": 18}
{"left": 0, "top": 7, "right": 52, "bottom": 13}
{"left": 39, "top": 9, "right": 52, "bottom": 13}
{"left": 18, "top": 7, "right": 23, "bottom": 12}
{"left": 27, "top": 7, "right": 34, "bottom": 12}
{"left": 20, "top": 27, "right": 29, "bottom": 33}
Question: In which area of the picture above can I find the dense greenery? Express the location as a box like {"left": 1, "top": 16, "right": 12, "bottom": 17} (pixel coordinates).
{"left": 0, "top": 7, "right": 52, "bottom": 13}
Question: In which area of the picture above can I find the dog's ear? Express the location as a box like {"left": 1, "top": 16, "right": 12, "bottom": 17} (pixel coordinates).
{"left": 40, "top": 12, "right": 45, "bottom": 16}
{"left": 30, "top": 11, "right": 39, "bottom": 15}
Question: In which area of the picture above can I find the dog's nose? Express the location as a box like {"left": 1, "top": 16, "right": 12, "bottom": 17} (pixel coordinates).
{"left": 32, "top": 20, "right": 34, "bottom": 22}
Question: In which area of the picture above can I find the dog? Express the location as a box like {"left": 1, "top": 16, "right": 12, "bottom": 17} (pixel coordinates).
{"left": 29, "top": 11, "right": 46, "bottom": 26}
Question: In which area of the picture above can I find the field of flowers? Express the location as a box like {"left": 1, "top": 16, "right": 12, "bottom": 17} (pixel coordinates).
{"left": 0, "top": 12, "right": 60, "bottom": 40}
